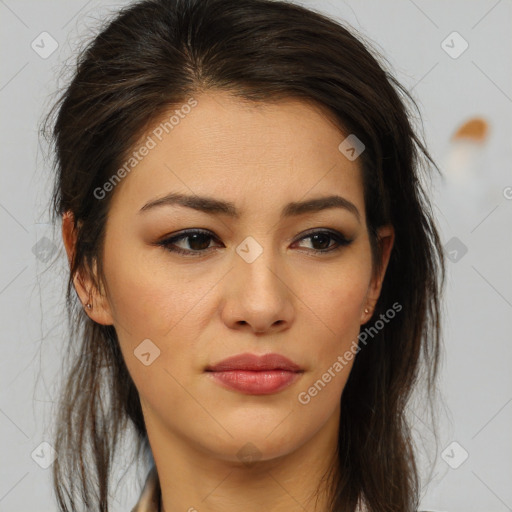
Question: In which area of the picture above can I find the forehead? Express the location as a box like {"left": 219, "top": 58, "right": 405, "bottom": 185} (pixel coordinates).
{"left": 108, "top": 90, "right": 365, "bottom": 219}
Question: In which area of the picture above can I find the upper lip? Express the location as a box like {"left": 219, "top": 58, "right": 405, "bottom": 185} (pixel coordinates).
{"left": 205, "top": 352, "right": 303, "bottom": 372}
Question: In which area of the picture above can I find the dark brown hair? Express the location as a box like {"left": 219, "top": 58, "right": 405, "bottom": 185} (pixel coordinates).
{"left": 43, "top": 0, "right": 445, "bottom": 510}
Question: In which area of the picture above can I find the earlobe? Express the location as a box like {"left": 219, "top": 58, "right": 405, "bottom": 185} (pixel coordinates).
{"left": 73, "top": 269, "right": 115, "bottom": 325}
{"left": 360, "top": 304, "right": 373, "bottom": 324}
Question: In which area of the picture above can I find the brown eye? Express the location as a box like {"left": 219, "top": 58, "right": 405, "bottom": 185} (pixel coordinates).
{"left": 157, "top": 228, "right": 352, "bottom": 257}
{"left": 157, "top": 230, "right": 221, "bottom": 256}
{"left": 293, "top": 230, "right": 353, "bottom": 254}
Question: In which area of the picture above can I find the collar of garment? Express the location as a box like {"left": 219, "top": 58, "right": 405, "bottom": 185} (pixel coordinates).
{"left": 131, "top": 466, "right": 160, "bottom": 512}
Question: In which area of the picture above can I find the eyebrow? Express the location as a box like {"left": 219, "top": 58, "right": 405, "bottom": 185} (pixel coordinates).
{"left": 139, "top": 192, "right": 361, "bottom": 223}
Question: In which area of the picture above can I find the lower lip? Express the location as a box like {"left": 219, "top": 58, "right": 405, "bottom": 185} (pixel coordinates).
{"left": 206, "top": 370, "right": 302, "bottom": 395}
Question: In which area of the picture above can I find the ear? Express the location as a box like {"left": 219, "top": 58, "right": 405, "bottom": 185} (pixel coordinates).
{"left": 62, "top": 211, "right": 114, "bottom": 325}
{"left": 361, "top": 224, "right": 395, "bottom": 324}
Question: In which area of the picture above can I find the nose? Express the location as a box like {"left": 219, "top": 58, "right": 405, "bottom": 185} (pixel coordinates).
{"left": 220, "top": 245, "right": 295, "bottom": 335}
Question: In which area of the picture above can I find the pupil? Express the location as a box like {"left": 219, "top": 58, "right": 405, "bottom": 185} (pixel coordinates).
{"left": 185, "top": 233, "right": 332, "bottom": 251}
{"left": 189, "top": 233, "right": 210, "bottom": 250}
{"left": 312, "top": 233, "right": 330, "bottom": 250}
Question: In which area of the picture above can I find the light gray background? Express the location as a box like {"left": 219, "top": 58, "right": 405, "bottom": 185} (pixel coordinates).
{"left": 1, "top": 0, "right": 511, "bottom": 511}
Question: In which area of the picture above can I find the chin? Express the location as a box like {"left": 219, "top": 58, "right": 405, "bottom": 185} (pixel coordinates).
{"left": 195, "top": 424, "right": 310, "bottom": 465}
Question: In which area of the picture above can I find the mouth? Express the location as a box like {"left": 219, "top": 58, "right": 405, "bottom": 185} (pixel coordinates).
{"left": 205, "top": 352, "right": 304, "bottom": 395}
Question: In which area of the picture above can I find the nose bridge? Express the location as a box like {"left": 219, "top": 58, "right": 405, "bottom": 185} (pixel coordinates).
{"left": 222, "top": 233, "right": 294, "bottom": 331}
{"left": 234, "top": 234, "right": 284, "bottom": 297}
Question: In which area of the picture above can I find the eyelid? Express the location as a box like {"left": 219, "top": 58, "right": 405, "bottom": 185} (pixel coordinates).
{"left": 292, "top": 228, "right": 353, "bottom": 251}
{"left": 155, "top": 227, "right": 353, "bottom": 257}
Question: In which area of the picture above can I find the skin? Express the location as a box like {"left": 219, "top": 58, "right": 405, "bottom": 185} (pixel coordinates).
{"left": 63, "top": 90, "right": 394, "bottom": 512}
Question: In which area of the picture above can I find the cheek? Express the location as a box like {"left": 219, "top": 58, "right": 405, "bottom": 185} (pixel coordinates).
{"left": 101, "top": 241, "right": 219, "bottom": 387}
{"left": 327, "top": 275, "right": 367, "bottom": 319}
{"left": 308, "top": 260, "right": 370, "bottom": 337}
{"left": 101, "top": 250, "right": 202, "bottom": 417}
{"left": 306, "top": 280, "right": 365, "bottom": 380}
{"left": 293, "top": 273, "right": 368, "bottom": 420}
{"left": 298, "top": 253, "right": 370, "bottom": 388}
{"left": 102, "top": 239, "right": 207, "bottom": 337}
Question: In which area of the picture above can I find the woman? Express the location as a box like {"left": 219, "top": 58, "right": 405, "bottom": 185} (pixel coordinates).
{"left": 44, "top": 0, "right": 445, "bottom": 510}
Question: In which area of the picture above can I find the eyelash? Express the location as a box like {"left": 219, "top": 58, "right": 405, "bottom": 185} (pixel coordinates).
{"left": 156, "top": 228, "right": 353, "bottom": 257}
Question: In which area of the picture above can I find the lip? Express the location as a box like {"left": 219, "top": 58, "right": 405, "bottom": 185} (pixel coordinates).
{"left": 205, "top": 353, "right": 304, "bottom": 395}
{"left": 205, "top": 352, "right": 303, "bottom": 372}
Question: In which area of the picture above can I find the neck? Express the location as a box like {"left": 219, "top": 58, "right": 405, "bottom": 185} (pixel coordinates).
{"left": 146, "top": 407, "right": 340, "bottom": 512}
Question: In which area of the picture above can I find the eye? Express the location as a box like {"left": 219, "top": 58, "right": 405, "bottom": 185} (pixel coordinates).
{"left": 156, "top": 229, "right": 221, "bottom": 257}
{"left": 292, "top": 229, "right": 353, "bottom": 254}
{"left": 156, "top": 228, "right": 353, "bottom": 256}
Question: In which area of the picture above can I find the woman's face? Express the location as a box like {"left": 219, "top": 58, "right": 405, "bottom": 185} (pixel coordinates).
{"left": 71, "top": 90, "right": 393, "bottom": 465}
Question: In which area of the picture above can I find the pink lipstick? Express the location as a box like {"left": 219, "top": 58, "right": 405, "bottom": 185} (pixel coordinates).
{"left": 205, "top": 352, "right": 304, "bottom": 395}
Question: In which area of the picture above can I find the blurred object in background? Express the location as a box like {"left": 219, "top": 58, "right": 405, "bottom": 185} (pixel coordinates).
{"left": 439, "top": 117, "right": 491, "bottom": 222}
